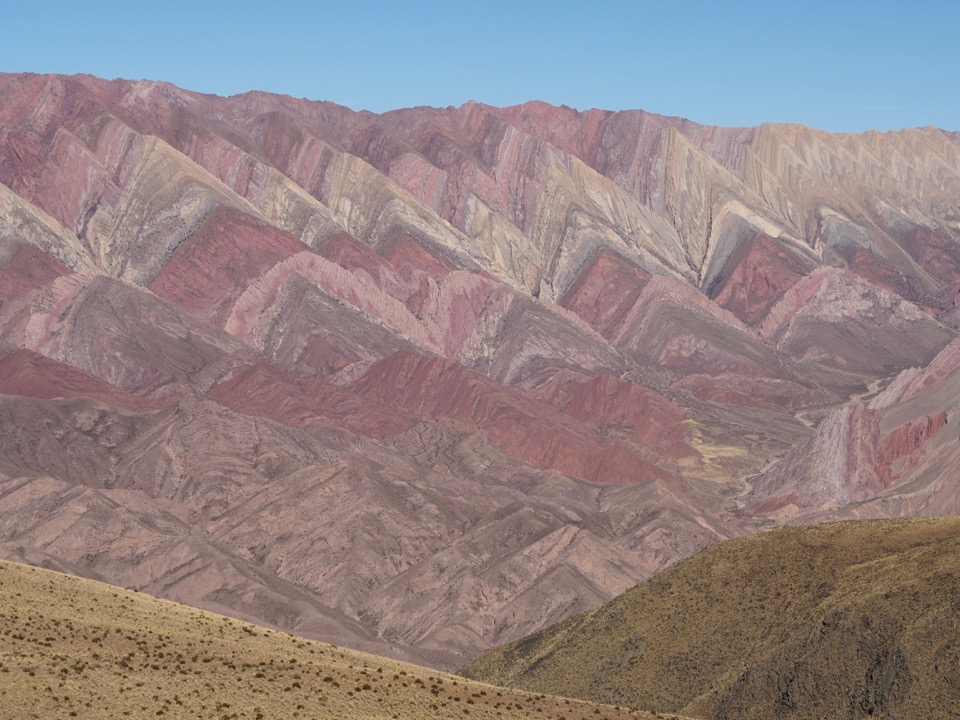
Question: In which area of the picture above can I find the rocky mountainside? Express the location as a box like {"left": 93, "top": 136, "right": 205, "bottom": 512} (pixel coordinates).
{"left": 462, "top": 517, "right": 960, "bottom": 719}
{"left": 1, "top": 72, "right": 959, "bottom": 667}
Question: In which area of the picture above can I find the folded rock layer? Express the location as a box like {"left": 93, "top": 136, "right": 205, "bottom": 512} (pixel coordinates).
{"left": 1, "top": 72, "right": 959, "bottom": 667}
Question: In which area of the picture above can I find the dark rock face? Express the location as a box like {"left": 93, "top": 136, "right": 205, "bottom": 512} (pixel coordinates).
{"left": 715, "top": 623, "right": 913, "bottom": 720}
{"left": 1, "top": 72, "right": 960, "bottom": 667}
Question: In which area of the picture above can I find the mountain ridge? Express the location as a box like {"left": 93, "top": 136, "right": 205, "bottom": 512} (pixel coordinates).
{"left": 1, "top": 71, "right": 959, "bottom": 667}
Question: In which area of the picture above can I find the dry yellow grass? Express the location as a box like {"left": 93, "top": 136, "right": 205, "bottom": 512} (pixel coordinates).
{"left": 463, "top": 517, "right": 960, "bottom": 719}
{"left": 0, "top": 558, "right": 677, "bottom": 720}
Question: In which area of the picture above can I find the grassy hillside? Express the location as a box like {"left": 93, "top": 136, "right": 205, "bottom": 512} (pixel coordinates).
{"left": 0, "top": 559, "right": 672, "bottom": 720}
{"left": 462, "top": 517, "right": 960, "bottom": 719}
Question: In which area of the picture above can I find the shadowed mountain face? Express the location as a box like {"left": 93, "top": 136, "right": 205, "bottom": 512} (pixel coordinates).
{"left": 1, "top": 72, "right": 959, "bottom": 667}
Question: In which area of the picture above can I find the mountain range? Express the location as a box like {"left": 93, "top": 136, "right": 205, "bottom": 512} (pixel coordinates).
{"left": 1, "top": 72, "right": 959, "bottom": 669}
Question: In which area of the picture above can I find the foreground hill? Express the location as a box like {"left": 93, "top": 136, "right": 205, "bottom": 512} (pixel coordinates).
{"left": 0, "top": 559, "right": 666, "bottom": 720}
{"left": 462, "top": 517, "right": 960, "bottom": 719}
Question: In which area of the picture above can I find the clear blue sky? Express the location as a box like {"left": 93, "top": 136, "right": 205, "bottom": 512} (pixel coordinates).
{"left": 3, "top": 0, "right": 958, "bottom": 132}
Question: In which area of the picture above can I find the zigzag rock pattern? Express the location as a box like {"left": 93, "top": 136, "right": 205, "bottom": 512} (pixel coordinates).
{"left": 1, "top": 72, "right": 959, "bottom": 666}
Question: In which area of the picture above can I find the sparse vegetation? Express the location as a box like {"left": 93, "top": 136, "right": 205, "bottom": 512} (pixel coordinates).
{"left": 0, "top": 559, "right": 667, "bottom": 719}
{"left": 463, "top": 517, "right": 960, "bottom": 719}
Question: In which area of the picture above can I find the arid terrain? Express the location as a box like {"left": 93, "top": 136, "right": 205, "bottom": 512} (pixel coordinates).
{"left": 463, "top": 517, "right": 960, "bottom": 719}
{"left": 0, "top": 558, "right": 668, "bottom": 720}
{"left": 1, "top": 72, "right": 959, "bottom": 668}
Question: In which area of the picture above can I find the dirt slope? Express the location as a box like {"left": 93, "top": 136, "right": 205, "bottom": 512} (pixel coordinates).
{"left": 463, "top": 517, "right": 960, "bottom": 719}
{"left": 0, "top": 558, "right": 674, "bottom": 720}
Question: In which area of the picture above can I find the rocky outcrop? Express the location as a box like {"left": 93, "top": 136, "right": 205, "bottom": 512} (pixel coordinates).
{"left": 883, "top": 412, "right": 949, "bottom": 466}
{"left": 748, "top": 337, "right": 960, "bottom": 518}
{"left": 758, "top": 267, "right": 955, "bottom": 373}
{"left": 0, "top": 391, "right": 727, "bottom": 667}
{"left": 533, "top": 373, "right": 692, "bottom": 458}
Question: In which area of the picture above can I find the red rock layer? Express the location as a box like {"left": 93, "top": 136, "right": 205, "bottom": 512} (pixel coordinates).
{"left": 559, "top": 249, "right": 652, "bottom": 336}
{"left": 709, "top": 233, "right": 816, "bottom": 326}
{"left": 881, "top": 412, "right": 949, "bottom": 469}
{"left": 351, "top": 351, "right": 669, "bottom": 484}
{"left": 208, "top": 363, "right": 415, "bottom": 439}
{"left": 533, "top": 373, "right": 693, "bottom": 458}
{"left": 671, "top": 374, "right": 820, "bottom": 411}
{"left": 0, "top": 348, "right": 164, "bottom": 411}
{"left": 748, "top": 392, "right": 954, "bottom": 518}
{"left": 0, "top": 243, "right": 73, "bottom": 307}
{"left": 148, "top": 206, "right": 307, "bottom": 325}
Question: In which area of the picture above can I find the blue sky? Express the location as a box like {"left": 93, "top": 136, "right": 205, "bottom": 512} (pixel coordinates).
{"left": 3, "top": 0, "right": 958, "bottom": 132}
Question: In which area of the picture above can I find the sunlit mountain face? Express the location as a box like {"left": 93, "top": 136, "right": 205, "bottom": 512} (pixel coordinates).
{"left": 1, "top": 72, "right": 959, "bottom": 668}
